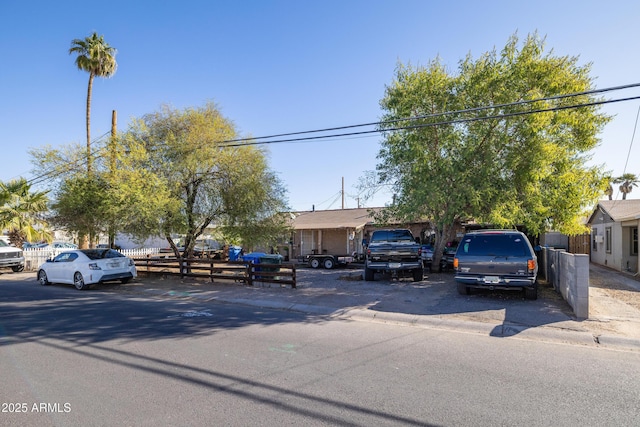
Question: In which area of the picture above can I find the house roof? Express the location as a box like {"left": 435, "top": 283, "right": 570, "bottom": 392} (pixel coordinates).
{"left": 291, "top": 207, "right": 383, "bottom": 230}
{"left": 591, "top": 199, "right": 640, "bottom": 222}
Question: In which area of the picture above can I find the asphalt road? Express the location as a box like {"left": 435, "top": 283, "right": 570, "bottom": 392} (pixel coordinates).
{"left": 1, "top": 277, "right": 640, "bottom": 426}
{"left": 118, "top": 264, "right": 640, "bottom": 349}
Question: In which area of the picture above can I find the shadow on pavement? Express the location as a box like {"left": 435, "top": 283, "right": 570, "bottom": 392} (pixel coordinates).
{"left": 5, "top": 264, "right": 638, "bottom": 343}
{"left": 0, "top": 274, "right": 325, "bottom": 347}
{"left": 357, "top": 270, "right": 576, "bottom": 337}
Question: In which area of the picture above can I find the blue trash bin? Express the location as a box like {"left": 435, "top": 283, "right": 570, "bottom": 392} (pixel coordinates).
{"left": 242, "top": 252, "right": 266, "bottom": 268}
{"left": 259, "top": 254, "right": 283, "bottom": 272}
{"left": 228, "top": 246, "right": 242, "bottom": 261}
{"left": 242, "top": 252, "right": 266, "bottom": 279}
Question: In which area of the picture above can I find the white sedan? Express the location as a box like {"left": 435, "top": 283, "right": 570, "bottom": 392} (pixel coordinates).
{"left": 37, "top": 249, "right": 137, "bottom": 290}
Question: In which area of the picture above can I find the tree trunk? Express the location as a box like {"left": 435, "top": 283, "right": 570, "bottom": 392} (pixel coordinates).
{"left": 431, "top": 222, "right": 458, "bottom": 272}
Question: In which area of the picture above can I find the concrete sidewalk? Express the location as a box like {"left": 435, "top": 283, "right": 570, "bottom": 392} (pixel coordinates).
{"left": 122, "top": 264, "right": 640, "bottom": 352}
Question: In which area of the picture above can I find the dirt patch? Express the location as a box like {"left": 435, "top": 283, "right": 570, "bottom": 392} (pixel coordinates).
{"left": 589, "top": 265, "right": 640, "bottom": 310}
{"left": 596, "top": 288, "right": 640, "bottom": 311}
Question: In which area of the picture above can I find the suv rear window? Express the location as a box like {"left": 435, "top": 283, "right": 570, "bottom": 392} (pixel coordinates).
{"left": 459, "top": 234, "right": 531, "bottom": 257}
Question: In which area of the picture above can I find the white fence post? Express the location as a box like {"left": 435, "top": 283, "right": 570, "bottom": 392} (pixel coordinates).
{"left": 24, "top": 247, "right": 161, "bottom": 271}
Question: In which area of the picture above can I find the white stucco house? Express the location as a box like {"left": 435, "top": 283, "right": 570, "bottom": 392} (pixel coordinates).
{"left": 587, "top": 199, "right": 640, "bottom": 274}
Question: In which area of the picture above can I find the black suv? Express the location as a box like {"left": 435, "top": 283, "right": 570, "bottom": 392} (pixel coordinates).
{"left": 453, "top": 230, "right": 538, "bottom": 300}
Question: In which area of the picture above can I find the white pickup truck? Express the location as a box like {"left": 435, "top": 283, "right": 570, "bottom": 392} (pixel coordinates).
{"left": 0, "top": 238, "right": 25, "bottom": 272}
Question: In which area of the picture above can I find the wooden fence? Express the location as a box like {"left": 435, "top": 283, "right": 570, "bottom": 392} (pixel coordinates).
{"left": 23, "top": 248, "right": 296, "bottom": 288}
{"left": 568, "top": 233, "right": 591, "bottom": 255}
{"left": 133, "top": 256, "right": 296, "bottom": 288}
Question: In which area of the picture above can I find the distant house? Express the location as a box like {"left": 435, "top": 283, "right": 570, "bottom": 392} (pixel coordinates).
{"left": 288, "top": 208, "right": 383, "bottom": 260}
{"left": 587, "top": 200, "right": 640, "bottom": 273}
{"left": 287, "top": 207, "right": 433, "bottom": 261}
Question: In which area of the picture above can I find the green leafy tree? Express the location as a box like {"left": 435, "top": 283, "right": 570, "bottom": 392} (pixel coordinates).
{"left": 31, "top": 102, "right": 289, "bottom": 253}
{"left": 373, "top": 33, "right": 611, "bottom": 267}
{"left": 122, "top": 103, "right": 290, "bottom": 257}
{"left": 69, "top": 32, "right": 117, "bottom": 174}
{"left": 30, "top": 136, "right": 173, "bottom": 249}
{"left": 50, "top": 176, "right": 109, "bottom": 246}
{"left": 0, "top": 178, "right": 51, "bottom": 247}
{"left": 99, "top": 132, "right": 176, "bottom": 247}
{"left": 30, "top": 141, "right": 108, "bottom": 247}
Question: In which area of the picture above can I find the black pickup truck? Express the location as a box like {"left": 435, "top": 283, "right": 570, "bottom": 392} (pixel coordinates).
{"left": 364, "top": 229, "right": 423, "bottom": 281}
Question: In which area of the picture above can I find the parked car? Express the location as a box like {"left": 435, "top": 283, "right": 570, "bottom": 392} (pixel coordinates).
{"left": 25, "top": 242, "right": 78, "bottom": 250}
{"left": 453, "top": 230, "right": 538, "bottom": 300}
{"left": 50, "top": 242, "right": 79, "bottom": 249}
{"left": 37, "top": 249, "right": 137, "bottom": 290}
{"left": 23, "top": 242, "right": 48, "bottom": 249}
{"left": 193, "top": 240, "right": 221, "bottom": 258}
{"left": 421, "top": 244, "right": 434, "bottom": 272}
{"left": 0, "top": 239, "right": 25, "bottom": 272}
{"left": 440, "top": 244, "right": 458, "bottom": 271}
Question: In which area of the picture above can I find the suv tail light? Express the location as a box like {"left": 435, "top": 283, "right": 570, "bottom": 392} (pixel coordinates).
{"left": 453, "top": 257, "right": 459, "bottom": 269}
{"left": 528, "top": 259, "right": 536, "bottom": 272}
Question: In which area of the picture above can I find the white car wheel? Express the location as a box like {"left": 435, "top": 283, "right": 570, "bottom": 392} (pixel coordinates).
{"left": 38, "top": 270, "right": 50, "bottom": 286}
{"left": 74, "top": 272, "right": 88, "bottom": 290}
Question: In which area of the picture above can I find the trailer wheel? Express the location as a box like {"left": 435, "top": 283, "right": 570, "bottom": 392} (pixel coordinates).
{"left": 323, "top": 258, "right": 335, "bottom": 269}
{"left": 309, "top": 258, "right": 321, "bottom": 269}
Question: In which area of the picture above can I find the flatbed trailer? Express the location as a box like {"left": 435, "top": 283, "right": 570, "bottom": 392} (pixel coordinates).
{"left": 305, "top": 254, "right": 354, "bottom": 269}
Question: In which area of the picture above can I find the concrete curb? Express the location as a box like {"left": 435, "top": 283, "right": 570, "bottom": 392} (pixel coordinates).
{"left": 204, "top": 293, "right": 640, "bottom": 352}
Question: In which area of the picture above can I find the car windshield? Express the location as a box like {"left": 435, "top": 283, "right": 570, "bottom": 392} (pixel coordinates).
{"left": 81, "top": 249, "right": 125, "bottom": 260}
{"left": 0, "top": 240, "right": 9, "bottom": 247}
{"left": 460, "top": 234, "right": 530, "bottom": 257}
{"left": 371, "top": 230, "right": 414, "bottom": 242}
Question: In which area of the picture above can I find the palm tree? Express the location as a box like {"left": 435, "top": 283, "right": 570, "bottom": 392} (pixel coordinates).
{"left": 0, "top": 179, "right": 52, "bottom": 248}
{"left": 614, "top": 173, "right": 639, "bottom": 200}
{"left": 69, "top": 32, "right": 117, "bottom": 174}
{"left": 604, "top": 178, "right": 614, "bottom": 200}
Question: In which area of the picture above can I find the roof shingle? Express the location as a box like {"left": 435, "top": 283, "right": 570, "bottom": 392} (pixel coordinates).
{"left": 291, "top": 208, "right": 383, "bottom": 230}
{"left": 597, "top": 200, "right": 640, "bottom": 221}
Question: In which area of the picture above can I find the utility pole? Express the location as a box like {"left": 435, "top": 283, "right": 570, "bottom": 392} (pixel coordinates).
{"left": 110, "top": 110, "right": 117, "bottom": 174}
{"left": 108, "top": 110, "right": 117, "bottom": 248}
{"left": 342, "top": 177, "right": 345, "bottom": 209}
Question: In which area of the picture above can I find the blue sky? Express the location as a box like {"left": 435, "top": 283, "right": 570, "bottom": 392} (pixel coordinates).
{"left": 2, "top": 0, "right": 639, "bottom": 211}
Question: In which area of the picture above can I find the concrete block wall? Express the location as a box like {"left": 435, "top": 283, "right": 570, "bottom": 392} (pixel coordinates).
{"left": 543, "top": 248, "right": 589, "bottom": 319}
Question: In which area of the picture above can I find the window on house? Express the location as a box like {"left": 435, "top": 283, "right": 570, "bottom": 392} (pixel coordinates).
{"left": 605, "top": 227, "right": 612, "bottom": 254}
{"left": 592, "top": 228, "right": 597, "bottom": 252}
{"left": 632, "top": 227, "right": 638, "bottom": 256}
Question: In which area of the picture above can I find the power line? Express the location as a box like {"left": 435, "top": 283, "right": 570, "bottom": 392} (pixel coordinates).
{"left": 220, "top": 94, "right": 640, "bottom": 148}
{"left": 221, "top": 82, "right": 640, "bottom": 146}
{"left": 24, "top": 83, "right": 640, "bottom": 187}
